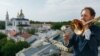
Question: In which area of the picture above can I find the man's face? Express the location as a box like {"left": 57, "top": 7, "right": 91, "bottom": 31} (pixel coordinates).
{"left": 81, "top": 9, "right": 93, "bottom": 22}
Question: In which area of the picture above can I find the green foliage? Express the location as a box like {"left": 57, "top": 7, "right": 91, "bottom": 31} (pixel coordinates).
{"left": 51, "top": 23, "right": 62, "bottom": 30}
{"left": 0, "top": 21, "right": 5, "bottom": 29}
{"left": 51, "top": 21, "right": 71, "bottom": 30}
{"left": 16, "top": 41, "right": 29, "bottom": 52}
{"left": 30, "top": 20, "right": 71, "bottom": 25}
{"left": 94, "top": 22, "right": 100, "bottom": 26}
{"left": 0, "top": 38, "right": 7, "bottom": 56}
{"left": 0, "top": 39, "right": 29, "bottom": 56}
{"left": 0, "top": 38, "right": 7, "bottom": 48}
{"left": 30, "top": 20, "right": 44, "bottom": 24}
{"left": 0, "top": 32, "right": 7, "bottom": 40}
{"left": 0, "top": 32, "right": 7, "bottom": 56}
{"left": 1, "top": 41, "right": 16, "bottom": 56}
{"left": 30, "top": 20, "right": 71, "bottom": 30}
{"left": 27, "top": 29, "right": 36, "bottom": 34}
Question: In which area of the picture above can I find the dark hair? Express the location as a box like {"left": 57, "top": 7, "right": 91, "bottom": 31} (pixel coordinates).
{"left": 81, "top": 7, "right": 96, "bottom": 17}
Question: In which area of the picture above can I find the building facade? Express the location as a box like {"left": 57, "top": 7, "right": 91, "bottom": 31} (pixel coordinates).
{"left": 5, "top": 9, "right": 31, "bottom": 33}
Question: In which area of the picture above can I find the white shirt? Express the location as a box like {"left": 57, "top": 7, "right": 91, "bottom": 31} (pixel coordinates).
{"left": 83, "top": 29, "right": 91, "bottom": 40}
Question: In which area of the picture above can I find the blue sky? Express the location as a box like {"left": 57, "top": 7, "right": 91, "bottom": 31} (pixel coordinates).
{"left": 0, "top": 0, "right": 100, "bottom": 22}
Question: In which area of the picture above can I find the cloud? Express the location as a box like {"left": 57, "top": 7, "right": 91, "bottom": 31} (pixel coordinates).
{"left": 0, "top": 1, "right": 12, "bottom": 6}
{"left": 0, "top": 0, "right": 100, "bottom": 22}
{"left": 33, "top": 0, "right": 100, "bottom": 21}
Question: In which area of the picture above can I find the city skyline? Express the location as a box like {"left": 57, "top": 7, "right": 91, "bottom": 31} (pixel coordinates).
{"left": 0, "top": 0, "right": 100, "bottom": 22}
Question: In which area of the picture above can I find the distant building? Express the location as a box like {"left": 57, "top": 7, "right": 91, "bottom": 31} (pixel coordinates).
{"left": 7, "top": 31, "right": 38, "bottom": 43}
{"left": 16, "top": 29, "right": 64, "bottom": 56}
{"left": 31, "top": 23, "right": 52, "bottom": 32}
{"left": 5, "top": 9, "right": 35, "bottom": 43}
{"left": 5, "top": 9, "right": 31, "bottom": 33}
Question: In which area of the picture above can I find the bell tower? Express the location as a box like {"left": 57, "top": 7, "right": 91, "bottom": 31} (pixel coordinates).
{"left": 19, "top": 9, "right": 24, "bottom": 18}
{"left": 5, "top": 11, "right": 9, "bottom": 30}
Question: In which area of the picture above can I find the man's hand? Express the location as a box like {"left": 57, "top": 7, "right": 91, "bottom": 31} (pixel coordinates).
{"left": 81, "top": 19, "right": 89, "bottom": 30}
{"left": 63, "top": 32, "right": 70, "bottom": 42}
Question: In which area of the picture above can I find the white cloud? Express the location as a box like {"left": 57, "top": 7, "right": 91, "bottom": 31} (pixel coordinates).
{"left": 0, "top": 0, "right": 100, "bottom": 22}
{"left": 0, "top": 1, "right": 12, "bottom": 6}
{"left": 33, "top": 0, "right": 100, "bottom": 21}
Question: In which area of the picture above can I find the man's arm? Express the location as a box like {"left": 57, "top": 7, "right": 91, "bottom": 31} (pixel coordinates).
{"left": 90, "top": 25, "right": 100, "bottom": 46}
{"left": 95, "top": 31, "right": 100, "bottom": 46}
{"left": 66, "top": 33, "right": 76, "bottom": 48}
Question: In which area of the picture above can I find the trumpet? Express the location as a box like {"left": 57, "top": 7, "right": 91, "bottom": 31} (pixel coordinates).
{"left": 61, "top": 16, "right": 100, "bottom": 35}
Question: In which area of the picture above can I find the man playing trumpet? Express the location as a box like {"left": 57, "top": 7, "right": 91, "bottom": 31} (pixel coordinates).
{"left": 64, "top": 7, "right": 100, "bottom": 56}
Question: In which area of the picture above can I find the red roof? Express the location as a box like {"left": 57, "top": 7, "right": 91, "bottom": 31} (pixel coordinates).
{"left": 20, "top": 32, "right": 32, "bottom": 39}
{"left": 8, "top": 30, "right": 17, "bottom": 36}
{"left": 8, "top": 30, "right": 31, "bottom": 39}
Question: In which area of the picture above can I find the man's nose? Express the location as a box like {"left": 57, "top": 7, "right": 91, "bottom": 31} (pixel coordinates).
{"left": 81, "top": 17, "right": 84, "bottom": 19}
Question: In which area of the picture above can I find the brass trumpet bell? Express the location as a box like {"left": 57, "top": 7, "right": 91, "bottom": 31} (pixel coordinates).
{"left": 71, "top": 19, "right": 84, "bottom": 35}
{"left": 61, "top": 17, "right": 99, "bottom": 36}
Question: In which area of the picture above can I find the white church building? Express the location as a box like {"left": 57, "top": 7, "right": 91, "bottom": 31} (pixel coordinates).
{"left": 5, "top": 10, "right": 35, "bottom": 43}
{"left": 5, "top": 9, "right": 31, "bottom": 33}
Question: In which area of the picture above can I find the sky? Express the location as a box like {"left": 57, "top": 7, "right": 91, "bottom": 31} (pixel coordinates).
{"left": 0, "top": 0, "right": 100, "bottom": 22}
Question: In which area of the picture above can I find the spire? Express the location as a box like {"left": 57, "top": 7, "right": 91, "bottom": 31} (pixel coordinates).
{"left": 20, "top": 9, "right": 23, "bottom": 14}
{"left": 6, "top": 11, "right": 9, "bottom": 20}
{"left": 19, "top": 9, "right": 24, "bottom": 18}
{"left": 5, "top": 11, "right": 9, "bottom": 30}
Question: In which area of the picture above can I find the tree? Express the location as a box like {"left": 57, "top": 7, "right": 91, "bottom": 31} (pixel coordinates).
{"left": 0, "top": 38, "right": 7, "bottom": 48}
{"left": 0, "top": 32, "right": 7, "bottom": 40}
{"left": 0, "top": 38, "right": 7, "bottom": 56}
{"left": 15, "top": 41, "right": 29, "bottom": 52}
{"left": 51, "top": 21, "right": 71, "bottom": 30}
{"left": 51, "top": 23, "right": 62, "bottom": 29}
{"left": 27, "top": 29, "right": 36, "bottom": 34}
{"left": 0, "top": 21, "right": 5, "bottom": 29}
{"left": 0, "top": 39, "right": 29, "bottom": 56}
{"left": 95, "top": 22, "right": 100, "bottom": 26}
{"left": 1, "top": 40, "right": 16, "bottom": 56}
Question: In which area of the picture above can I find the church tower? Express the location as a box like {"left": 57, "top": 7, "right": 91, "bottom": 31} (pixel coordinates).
{"left": 5, "top": 11, "right": 9, "bottom": 30}
{"left": 18, "top": 9, "right": 24, "bottom": 18}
